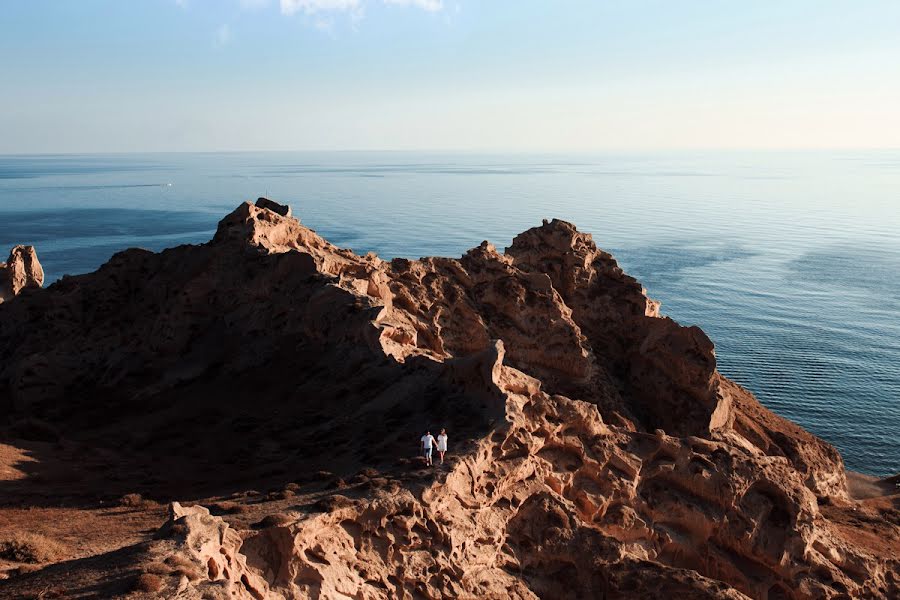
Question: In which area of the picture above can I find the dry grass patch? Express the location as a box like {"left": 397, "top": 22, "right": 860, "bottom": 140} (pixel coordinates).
{"left": 164, "top": 554, "right": 195, "bottom": 570}
{"left": 142, "top": 562, "right": 171, "bottom": 576}
{"left": 119, "top": 493, "right": 156, "bottom": 509}
{"left": 165, "top": 554, "right": 203, "bottom": 580}
{"left": 201, "top": 584, "right": 229, "bottom": 600}
{"left": 209, "top": 501, "right": 248, "bottom": 515}
{"left": 172, "top": 565, "right": 203, "bottom": 581}
{"left": 134, "top": 573, "right": 165, "bottom": 592}
{"left": 266, "top": 489, "right": 294, "bottom": 501}
{"left": 12, "top": 564, "right": 42, "bottom": 576}
{"left": 0, "top": 532, "right": 66, "bottom": 564}
{"left": 252, "top": 513, "right": 295, "bottom": 529}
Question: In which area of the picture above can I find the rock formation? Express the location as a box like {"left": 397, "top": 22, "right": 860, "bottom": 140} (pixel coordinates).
{"left": 0, "top": 245, "right": 43, "bottom": 304}
{"left": 0, "top": 200, "right": 896, "bottom": 599}
{"left": 157, "top": 502, "right": 270, "bottom": 599}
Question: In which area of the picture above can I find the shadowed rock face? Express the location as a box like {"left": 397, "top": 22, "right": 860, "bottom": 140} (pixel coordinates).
{"left": 0, "top": 202, "right": 896, "bottom": 599}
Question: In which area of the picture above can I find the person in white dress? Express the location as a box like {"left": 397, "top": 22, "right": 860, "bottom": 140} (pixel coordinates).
{"left": 420, "top": 430, "right": 438, "bottom": 466}
{"left": 437, "top": 428, "right": 448, "bottom": 464}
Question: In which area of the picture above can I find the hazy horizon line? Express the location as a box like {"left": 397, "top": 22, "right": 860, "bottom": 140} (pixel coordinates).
{"left": 3, "top": 146, "right": 899, "bottom": 158}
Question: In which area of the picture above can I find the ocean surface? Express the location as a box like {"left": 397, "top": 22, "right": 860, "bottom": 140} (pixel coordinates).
{"left": 0, "top": 151, "right": 897, "bottom": 477}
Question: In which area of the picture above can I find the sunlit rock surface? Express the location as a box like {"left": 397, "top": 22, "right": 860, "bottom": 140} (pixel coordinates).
{"left": 0, "top": 201, "right": 896, "bottom": 599}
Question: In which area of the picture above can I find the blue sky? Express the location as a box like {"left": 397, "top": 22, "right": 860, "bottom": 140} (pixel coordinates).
{"left": 1, "top": 1, "right": 899, "bottom": 153}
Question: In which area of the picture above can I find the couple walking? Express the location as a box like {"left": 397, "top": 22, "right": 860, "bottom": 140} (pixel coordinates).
{"left": 420, "top": 429, "right": 448, "bottom": 466}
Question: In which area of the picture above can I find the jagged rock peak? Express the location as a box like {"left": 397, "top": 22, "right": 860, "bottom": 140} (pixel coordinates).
{"left": 0, "top": 244, "right": 44, "bottom": 304}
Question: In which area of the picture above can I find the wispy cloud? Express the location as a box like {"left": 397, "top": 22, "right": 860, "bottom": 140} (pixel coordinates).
{"left": 214, "top": 23, "right": 232, "bottom": 47}
{"left": 182, "top": 0, "right": 443, "bottom": 39}
{"left": 383, "top": 0, "right": 442, "bottom": 11}
{"left": 280, "top": 0, "right": 359, "bottom": 15}
{"left": 279, "top": 0, "right": 442, "bottom": 16}
{"left": 313, "top": 16, "right": 337, "bottom": 35}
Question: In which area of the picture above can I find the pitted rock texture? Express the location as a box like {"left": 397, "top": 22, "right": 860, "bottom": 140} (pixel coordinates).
{"left": 235, "top": 353, "right": 896, "bottom": 599}
{"left": 0, "top": 201, "right": 896, "bottom": 599}
{"left": 156, "top": 502, "right": 271, "bottom": 599}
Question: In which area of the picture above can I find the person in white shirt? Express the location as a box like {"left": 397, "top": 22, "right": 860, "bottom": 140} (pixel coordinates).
{"left": 437, "top": 428, "right": 448, "bottom": 465}
{"left": 420, "top": 430, "right": 438, "bottom": 466}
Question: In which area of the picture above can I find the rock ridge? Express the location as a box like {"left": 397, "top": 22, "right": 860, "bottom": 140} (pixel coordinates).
{"left": 0, "top": 200, "right": 896, "bottom": 599}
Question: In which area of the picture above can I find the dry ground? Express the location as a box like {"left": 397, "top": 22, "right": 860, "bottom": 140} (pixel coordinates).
{"left": 0, "top": 438, "right": 457, "bottom": 599}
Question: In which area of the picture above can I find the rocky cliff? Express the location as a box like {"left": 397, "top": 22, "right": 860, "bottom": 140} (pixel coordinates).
{"left": 0, "top": 199, "right": 896, "bottom": 599}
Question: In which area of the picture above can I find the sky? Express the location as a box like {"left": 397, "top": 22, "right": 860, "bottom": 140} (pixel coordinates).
{"left": 1, "top": 0, "right": 899, "bottom": 153}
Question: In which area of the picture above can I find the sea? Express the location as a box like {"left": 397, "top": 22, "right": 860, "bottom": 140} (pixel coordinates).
{"left": 0, "top": 151, "right": 897, "bottom": 477}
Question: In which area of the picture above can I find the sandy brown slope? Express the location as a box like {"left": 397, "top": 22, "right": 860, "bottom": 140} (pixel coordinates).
{"left": 0, "top": 199, "right": 896, "bottom": 599}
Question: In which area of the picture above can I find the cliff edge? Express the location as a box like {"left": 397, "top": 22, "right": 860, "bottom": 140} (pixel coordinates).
{"left": 0, "top": 199, "right": 896, "bottom": 599}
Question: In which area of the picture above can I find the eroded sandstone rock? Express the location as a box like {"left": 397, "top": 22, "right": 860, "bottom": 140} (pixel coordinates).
{"left": 0, "top": 245, "right": 43, "bottom": 303}
{"left": 238, "top": 354, "right": 893, "bottom": 598}
{"left": 0, "top": 203, "right": 895, "bottom": 599}
{"left": 157, "top": 502, "right": 272, "bottom": 599}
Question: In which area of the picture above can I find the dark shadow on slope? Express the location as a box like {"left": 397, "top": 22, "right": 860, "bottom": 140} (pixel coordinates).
{"left": 0, "top": 242, "right": 499, "bottom": 508}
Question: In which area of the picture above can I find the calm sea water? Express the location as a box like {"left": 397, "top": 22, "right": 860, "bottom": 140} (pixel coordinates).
{"left": 0, "top": 151, "right": 897, "bottom": 477}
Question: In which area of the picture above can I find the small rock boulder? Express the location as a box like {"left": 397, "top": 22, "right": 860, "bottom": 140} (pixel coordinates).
{"left": 255, "top": 197, "right": 292, "bottom": 218}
